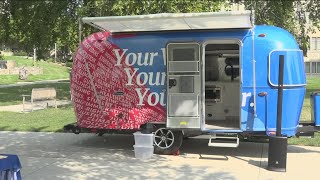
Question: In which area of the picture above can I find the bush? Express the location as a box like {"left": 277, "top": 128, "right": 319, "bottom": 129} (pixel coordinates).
{"left": 13, "top": 51, "right": 28, "bottom": 56}
{"left": 66, "top": 61, "right": 73, "bottom": 68}
{"left": 46, "top": 58, "right": 55, "bottom": 63}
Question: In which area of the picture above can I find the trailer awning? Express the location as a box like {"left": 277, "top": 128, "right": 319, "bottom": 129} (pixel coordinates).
{"left": 81, "top": 11, "right": 253, "bottom": 33}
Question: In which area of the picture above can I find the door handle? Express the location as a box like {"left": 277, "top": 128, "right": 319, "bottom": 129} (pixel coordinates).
{"left": 169, "top": 79, "right": 177, "bottom": 88}
{"left": 258, "top": 92, "right": 268, "bottom": 97}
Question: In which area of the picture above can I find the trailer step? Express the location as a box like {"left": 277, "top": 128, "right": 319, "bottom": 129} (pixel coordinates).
{"left": 208, "top": 134, "right": 239, "bottom": 148}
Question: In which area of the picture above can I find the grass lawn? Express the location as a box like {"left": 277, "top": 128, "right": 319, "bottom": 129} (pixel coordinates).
{"left": 0, "top": 83, "right": 70, "bottom": 106}
{"left": 289, "top": 132, "right": 320, "bottom": 146}
{"left": 0, "top": 56, "right": 70, "bottom": 85}
{"left": 0, "top": 105, "right": 75, "bottom": 132}
{"left": 300, "top": 77, "right": 320, "bottom": 121}
{"left": 288, "top": 76, "right": 320, "bottom": 146}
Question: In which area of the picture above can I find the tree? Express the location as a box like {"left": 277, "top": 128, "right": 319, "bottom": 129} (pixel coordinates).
{"left": 0, "top": 0, "right": 231, "bottom": 60}
{"left": 234, "top": 0, "right": 320, "bottom": 55}
{"left": 76, "top": 0, "right": 229, "bottom": 52}
{"left": 3, "top": 0, "right": 319, "bottom": 60}
{"left": 306, "top": 0, "right": 320, "bottom": 29}
{"left": 54, "top": 0, "right": 82, "bottom": 61}
{"left": 0, "top": 0, "right": 80, "bottom": 60}
{"left": 0, "top": 0, "right": 15, "bottom": 48}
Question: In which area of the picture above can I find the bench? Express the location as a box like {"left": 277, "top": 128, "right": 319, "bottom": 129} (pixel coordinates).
{"left": 22, "top": 88, "right": 57, "bottom": 112}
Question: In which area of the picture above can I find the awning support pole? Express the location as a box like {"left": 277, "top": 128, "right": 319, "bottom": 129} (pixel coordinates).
{"left": 79, "top": 18, "right": 83, "bottom": 45}
{"left": 250, "top": 11, "right": 257, "bottom": 117}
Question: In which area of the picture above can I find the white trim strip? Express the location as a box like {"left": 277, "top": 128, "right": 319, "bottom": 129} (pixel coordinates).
{"left": 268, "top": 49, "right": 306, "bottom": 87}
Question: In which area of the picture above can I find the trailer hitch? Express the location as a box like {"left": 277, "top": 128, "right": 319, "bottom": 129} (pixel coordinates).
{"left": 297, "top": 122, "right": 320, "bottom": 137}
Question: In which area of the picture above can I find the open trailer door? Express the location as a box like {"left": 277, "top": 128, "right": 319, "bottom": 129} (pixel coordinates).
{"left": 166, "top": 43, "right": 202, "bottom": 129}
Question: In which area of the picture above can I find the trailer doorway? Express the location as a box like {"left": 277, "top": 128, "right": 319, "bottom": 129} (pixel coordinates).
{"left": 203, "top": 40, "right": 241, "bottom": 130}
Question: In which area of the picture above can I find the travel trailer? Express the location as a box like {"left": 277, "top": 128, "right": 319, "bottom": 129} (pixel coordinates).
{"left": 66, "top": 11, "right": 319, "bottom": 155}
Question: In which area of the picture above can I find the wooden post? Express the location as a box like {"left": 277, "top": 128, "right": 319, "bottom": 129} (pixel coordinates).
{"left": 33, "top": 48, "right": 36, "bottom": 66}
{"left": 23, "top": 96, "right": 25, "bottom": 112}
{"left": 54, "top": 43, "right": 57, "bottom": 63}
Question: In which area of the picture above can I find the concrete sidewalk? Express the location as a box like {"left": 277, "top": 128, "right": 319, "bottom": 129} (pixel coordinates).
{"left": 0, "top": 132, "right": 319, "bottom": 180}
{"left": 0, "top": 79, "right": 70, "bottom": 88}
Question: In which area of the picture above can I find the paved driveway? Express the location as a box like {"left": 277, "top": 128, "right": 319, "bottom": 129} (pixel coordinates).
{"left": 0, "top": 132, "right": 319, "bottom": 180}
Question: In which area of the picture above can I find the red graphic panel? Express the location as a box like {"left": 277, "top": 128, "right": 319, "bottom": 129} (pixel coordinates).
{"left": 71, "top": 32, "right": 166, "bottom": 130}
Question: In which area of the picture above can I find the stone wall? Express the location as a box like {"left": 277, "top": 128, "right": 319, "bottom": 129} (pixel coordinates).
{"left": 0, "top": 67, "right": 43, "bottom": 75}
{"left": 0, "top": 69, "right": 9, "bottom": 75}
{"left": 0, "top": 61, "right": 16, "bottom": 69}
{"left": 0, "top": 60, "right": 43, "bottom": 75}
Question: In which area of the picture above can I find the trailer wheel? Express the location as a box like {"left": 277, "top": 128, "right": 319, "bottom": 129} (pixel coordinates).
{"left": 153, "top": 128, "right": 183, "bottom": 155}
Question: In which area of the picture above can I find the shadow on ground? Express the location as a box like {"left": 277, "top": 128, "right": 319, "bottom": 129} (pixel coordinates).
{"left": 1, "top": 132, "right": 320, "bottom": 180}
{"left": 0, "top": 132, "right": 237, "bottom": 180}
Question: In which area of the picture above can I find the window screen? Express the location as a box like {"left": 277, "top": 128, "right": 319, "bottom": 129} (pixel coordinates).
{"left": 312, "top": 62, "right": 317, "bottom": 73}
{"left": 172, "top": 48, "right": 195, "bottom": 61}
{"left": 168, "top": 43, "right": 199, "bottom": 62}
{"left": 305, "top": 62, "right": 310, "bottom": 73}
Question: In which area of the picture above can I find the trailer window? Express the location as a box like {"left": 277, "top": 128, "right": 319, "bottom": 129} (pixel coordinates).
{"left": 167, "top": 43, "right": 200, "bottom": 73}
{"left": 268, "top": 50, "right": 306, "bottom": 86}
{"left": 172, "top": 48, "right": 196, "bottom": 61}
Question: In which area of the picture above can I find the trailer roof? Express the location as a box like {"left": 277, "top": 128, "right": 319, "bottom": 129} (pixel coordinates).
{"left": 81, "top": 11, "right": 253, "bottom": 33}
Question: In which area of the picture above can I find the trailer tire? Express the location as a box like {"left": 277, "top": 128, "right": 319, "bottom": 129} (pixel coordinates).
{"left": 72, "top": 126, "right": 81, "bottom": 134}
{"left": 153, "top": 128, "right": 183, "bottom": 155}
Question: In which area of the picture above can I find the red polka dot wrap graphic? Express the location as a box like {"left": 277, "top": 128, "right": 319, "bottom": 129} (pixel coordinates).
{"left": 71, "top": 32, "right": 166, "bottom": 129}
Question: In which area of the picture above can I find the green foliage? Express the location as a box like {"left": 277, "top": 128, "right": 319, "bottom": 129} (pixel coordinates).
{"left": 237, "top": 0, "right": 319, "bottom": 55}
{"left": 46, "top": 58, "right": 55, "bottom": 63}
{"left": 12, "top": 51, "right": 28, "bottom": 56}
{"left": 90, "top": 0, "right": 225, "bottom": 15}
{"left": 66, "top": 61, "right": 73, "bottom": 68}
{"left": 0, "top": 0, "right": 80, "bottom": 60}
{"left": 1, "top": 0, "right": 320, "bottom": 61}
{"left": 306, "top": 0, "right": 320, "bottom": 29}
{"left": 1, "top": 0, "right": 228, "bottom": 61}
{"left": 78, "top": 0, "right": 227, "bottom": 39}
